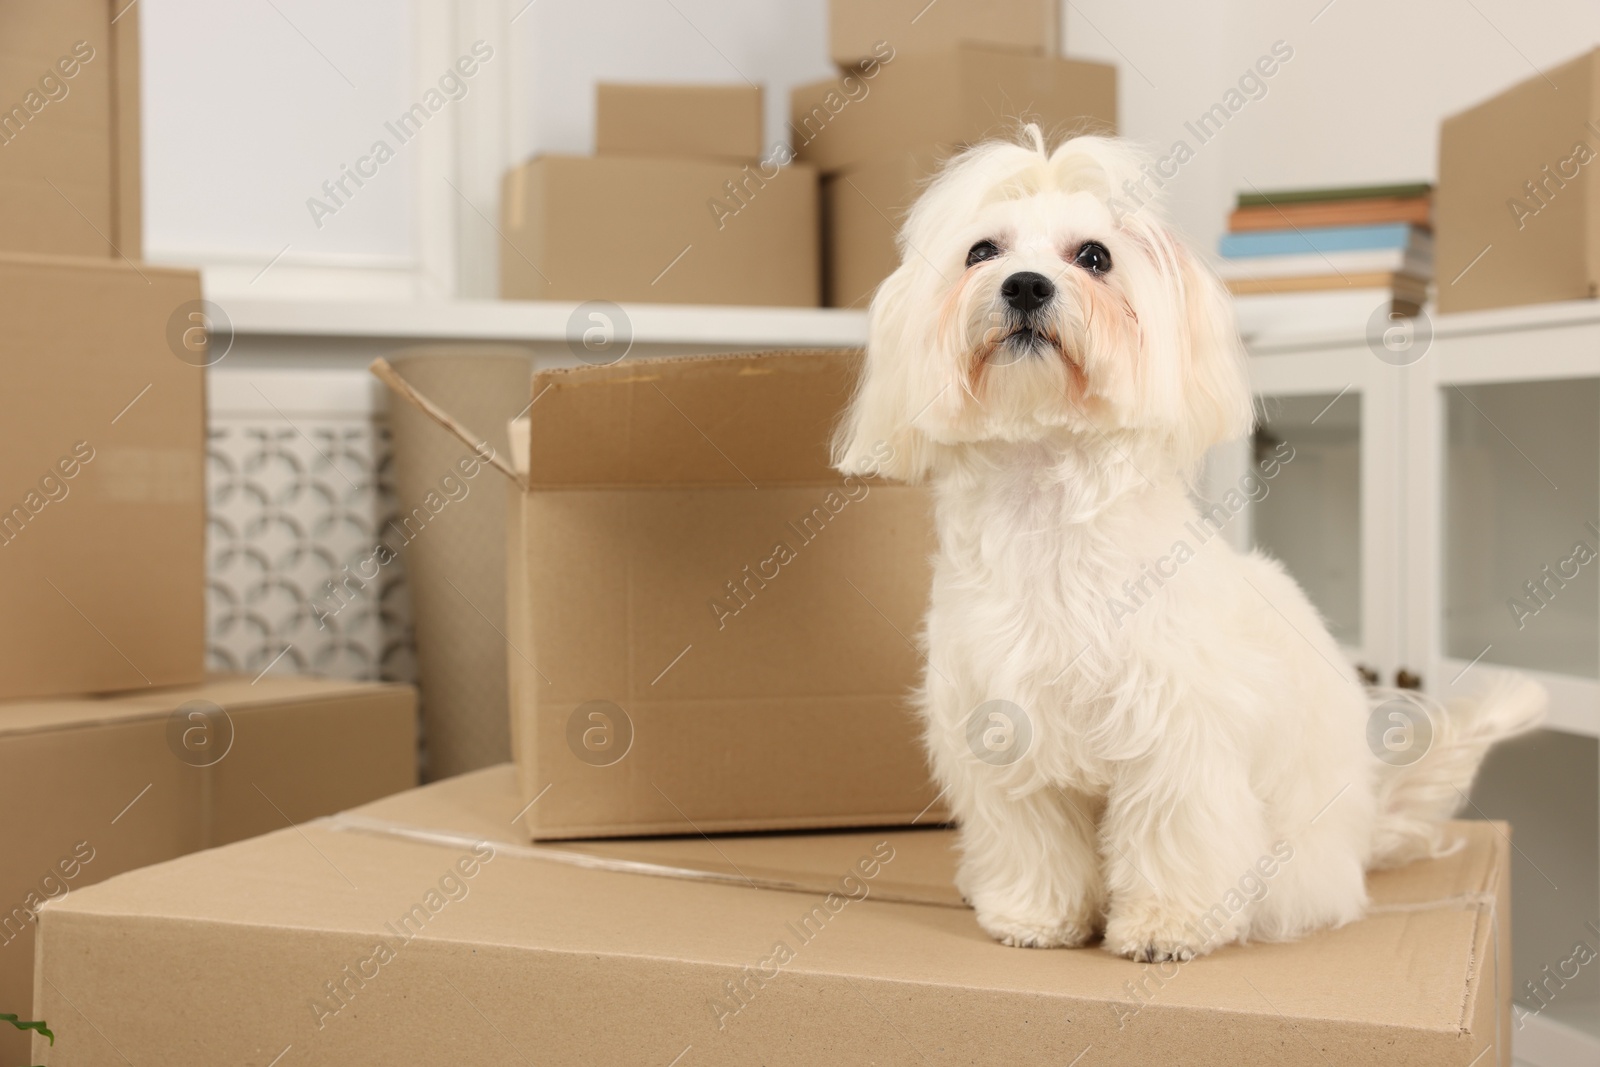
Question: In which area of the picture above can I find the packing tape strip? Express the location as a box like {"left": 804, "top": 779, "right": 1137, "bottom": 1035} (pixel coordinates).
{"left": 320, "top": 812, "right": 888, "bottom": 902}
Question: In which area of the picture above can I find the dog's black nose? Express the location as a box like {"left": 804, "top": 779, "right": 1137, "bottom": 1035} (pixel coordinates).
{"left": 1001, "top": 271, "right": 1055, "bottom": 314}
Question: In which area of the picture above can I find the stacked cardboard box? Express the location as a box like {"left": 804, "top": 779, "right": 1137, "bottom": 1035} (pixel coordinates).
{"left": 0, "top": 0, "right": 141, "bottom": 259}
{"left": 0, "top": 5, "right": 421, "bottom": 1054}
{"left": 828, "top": 0, "right": 1062, "bottom": 68}
{"left": 30, "top": 766, "right": 1514, "bottom": 1065}
{"left": 0, "top": 253, "right": 206, "bottom": 698}
{"left": 1218, "top": 183, "right": 1433, "bottom": 323}
{"left": 1436, "top": 46, "right": 1600, "bottom": 313}
{"left": 500, "top": 83, "right": 819, "bottom": 306}
{"left": 0, "top": 675, "right": 416, "bottom": 1063}
{"left": 795, "top": 0, "right": 1117, "bottom": 307}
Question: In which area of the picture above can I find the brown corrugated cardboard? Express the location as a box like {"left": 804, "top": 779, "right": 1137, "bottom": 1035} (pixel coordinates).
{"left": 373, "top": 351, "right": 945, "bottom": 840}
{"left": 1435, "top": 48, "right": 1600, "bottom": 312}
{"left": 387, "top": 349, "right": 530, "bottom": 780}
{"left": 791, "top": 46, "right": 1117, "bottom": 173}
{"left": 830, "top": 0, "right": 1060, "bottom": 68}
{"left": 0, "top": 674, "right": 415, "bottom": 1065}
{"left": 34, "top": 765, "right": 1512, "bottom": 1065}
{"left": 596, "top": 83, "right": 764, "bottom": 162}
{"left": 0, "top": 254, "right": 204, "bottom": 700}
{"left": 0, "top": 0, "right": 141, "bottom": 258}
{"left": 499, "top": 154, "right": 819, "bottom": 306}
{"left": 824, "top": 145, "right": 946, "bottom": 307}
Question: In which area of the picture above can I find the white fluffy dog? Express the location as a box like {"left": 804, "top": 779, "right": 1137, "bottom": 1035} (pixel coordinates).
{"left": 833, "top": 129, "right": 1545, "bottom": 961}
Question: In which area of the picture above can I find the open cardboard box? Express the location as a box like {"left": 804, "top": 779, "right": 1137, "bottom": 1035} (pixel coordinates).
{"left": 33, "top": 765, "right": 1511, "bottom": 1065}
{"left": 372, "top": 351, "right": 945, "bottom": 840}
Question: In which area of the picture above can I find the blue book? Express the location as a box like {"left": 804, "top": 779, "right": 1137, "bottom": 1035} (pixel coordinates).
{"left": 1219, "top": 223, "right": 1423, "bottom": 259}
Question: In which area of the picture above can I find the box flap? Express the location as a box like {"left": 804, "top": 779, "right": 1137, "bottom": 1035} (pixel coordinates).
{"left": 523, "top": 350, "right": 863, "bottom": 488}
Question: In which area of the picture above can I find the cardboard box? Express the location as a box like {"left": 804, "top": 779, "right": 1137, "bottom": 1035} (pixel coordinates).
{"left": 1436, "top": 48, "right": 1600, "bottom": 312}
{"left": 0, "top": 254, "right": 204, "bottom": 700}
{"left": 596, "top": 83, "right": 764, "bottom": 162}
{"left": 0, "top": 0, "right": 141, "bottom": 258}
{"left": 33, "top": 765, "right": 1512, "bottom": 1065}
{"left": 791, "top": 46, "right": 1117, "bottom": 174}
{"left": 0, "top": 673, "right": 416, "bottom": 1065}
{"left": 824, "top": 145, "right": 946, "bottom": 307}
{"left": 830, "top": 0, "right": 1060, "bottom": 68}
{"left": 372, "top": 350, "right": 944, "bottom": 840}
{"left": 499, "top": 155, "right": 819, "bottom": 306}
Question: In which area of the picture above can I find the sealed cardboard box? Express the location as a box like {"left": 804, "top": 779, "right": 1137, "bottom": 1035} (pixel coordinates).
{"left": 830, "top": 0, "right": 1060, "bottom": 68}
{"left": 792, "top": 46, "right": 1116, "bottom": 174}
{"left": 0, "top": 0, "right": 141, "bottom": 257}
{"left": 1436, "top": 48, "right": 1600, "bottom": 312}
{"left": 596, "top": 83, "right": 764, "bottom": 162}
{"left": 373, "top": 351, "right": 944, "bottom": 840}
{"left": 0, "top": 254, "right": 204, "bottom": 700}
{"left": 34, "top": 766, "right": 1512, "bottom": 1065}
{"left": 824, "top": 145, "right": 946, "bottom": 307}
{"left": 499, "top": 154, "right": 819, "bottom": 306}
{"left": 0, "top": 674, "right": 416, "bottom": 1066}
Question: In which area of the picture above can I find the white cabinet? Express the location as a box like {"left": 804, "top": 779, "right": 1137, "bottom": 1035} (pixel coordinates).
{"left": 1247, "top": 302, "right": 1600, "bottom": 1066}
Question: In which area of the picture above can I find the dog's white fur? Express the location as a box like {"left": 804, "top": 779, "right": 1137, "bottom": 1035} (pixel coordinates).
{"left": 834, "top": 131, "right": 1545, "bottom": 961}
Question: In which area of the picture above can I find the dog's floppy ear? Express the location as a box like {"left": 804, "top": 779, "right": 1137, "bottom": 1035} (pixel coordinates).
{"left": 832, "top": 262, "right": 940, "bottom": 482}
{"left": 1147, "top": 238, "right": 1254, "bottom": 469}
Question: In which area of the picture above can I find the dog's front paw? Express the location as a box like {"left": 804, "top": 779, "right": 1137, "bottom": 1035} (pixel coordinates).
{"left": 1104, "top": 906, "right": 1222, "bottom": 963}
{"left": 976, "top": 911, "right": 1094, "bottom": 949}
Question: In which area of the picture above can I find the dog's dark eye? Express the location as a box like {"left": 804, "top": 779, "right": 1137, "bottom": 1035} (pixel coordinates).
{"left": 1074, "top": 241, "right": 1112, "bottom": 275}
{"left": 966, "top": 240, "right": 1002, "bottom": 267}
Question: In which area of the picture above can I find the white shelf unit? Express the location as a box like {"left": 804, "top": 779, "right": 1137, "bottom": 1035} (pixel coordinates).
{"left": 225, "top": 298, "right": 869, "bottom": 361}
{"left": 1250, "top": 299, "right": 1600, "bottom": 1067}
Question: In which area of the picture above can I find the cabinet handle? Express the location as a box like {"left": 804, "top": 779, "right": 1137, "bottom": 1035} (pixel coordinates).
{"left": 1355, "top": 664, "right": 1379, "bottom": 686}
{"left": 1395, "top": 668, "right": 1423, "bottom": 690}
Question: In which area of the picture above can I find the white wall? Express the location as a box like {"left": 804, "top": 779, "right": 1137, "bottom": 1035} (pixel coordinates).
{"left": 510, "top": 0, "right": 834, "bottom": 165}
{"left": 141, "top": 0, "right": 418, "bottom": 279}
{"left": 1067, "top": 0, "right": 1600, "bottom": 255}
{"left": 138, "top": 0, "right": 1600, "bottom": 297}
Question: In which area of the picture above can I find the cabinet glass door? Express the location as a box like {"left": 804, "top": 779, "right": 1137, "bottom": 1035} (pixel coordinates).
{"left": 1253, "top": 391, "right": 1363, "bottom": 648}
{"left": 1410, "top": 310, "right": 1600, "bottom": 1064}
{"left": 1233, "top": 343, "right": 1401, "bottom": 681}
{"left": 1442, "top": 379, "right": 1600, "bottom": 680}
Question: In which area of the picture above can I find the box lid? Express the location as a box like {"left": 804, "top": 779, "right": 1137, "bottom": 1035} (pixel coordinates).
{"left": 36, "top": 765, "right": 1508, "bottom": 1065}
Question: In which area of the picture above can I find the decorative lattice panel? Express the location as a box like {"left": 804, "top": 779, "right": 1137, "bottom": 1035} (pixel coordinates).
{"left": 206, "top": 416, "right": 416, "bottom": 687}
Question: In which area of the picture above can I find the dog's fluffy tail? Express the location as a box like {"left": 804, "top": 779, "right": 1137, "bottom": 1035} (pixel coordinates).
{"left": 1368, "top": 673, "right": 1546, "bottom": 869}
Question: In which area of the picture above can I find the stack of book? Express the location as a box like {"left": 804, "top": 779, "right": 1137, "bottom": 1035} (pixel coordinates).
{"left": 1218, "top": 183, "right": 1433, "bottom": 329}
